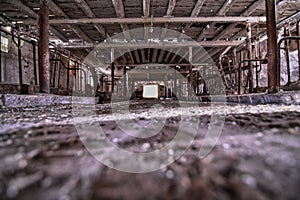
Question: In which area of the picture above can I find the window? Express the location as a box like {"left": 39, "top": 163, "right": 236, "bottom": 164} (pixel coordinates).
{"left": 1, "top": 36, "right": 8, "bottom": 53}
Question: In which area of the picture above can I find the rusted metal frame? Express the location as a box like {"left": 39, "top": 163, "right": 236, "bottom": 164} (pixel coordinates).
{"left": 50, "top": 58, "right": 87, "bottom": 93}
{"left": 277, "top": 36, "right": 300, "bottom": 87}
{"left": 238, "top": 58, "right": 267, "bottom": 94}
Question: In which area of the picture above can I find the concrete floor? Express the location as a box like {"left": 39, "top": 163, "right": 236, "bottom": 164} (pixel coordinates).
{"left": 0, "top": 98, "right": 300, "bottom": 200}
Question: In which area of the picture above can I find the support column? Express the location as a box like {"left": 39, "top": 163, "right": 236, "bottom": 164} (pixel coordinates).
{"left": 67, "top": 57, "right": 70, "bottom": 90}
{"left": 0, "top": 29, "right": 2, "bottom": 83}
{"left": 111, "top": 48, "right": 115, "bottom": 93}
{"left": 18, "top": 36, "right": 23, "bottom": 85}
{"left": 32, "top": 41, "right": 38, "bottom": 85}
{"left": 123, "top": 66, "right": 127, "bottom": 96}
{"left": 266, "top": 0, "right": 278, "bottom": 92}
{"left": 174, "top": 66, "right": 177, "bottom": 97}
{"left": 188, "top": 47, "right": 193, "bottom": 96}
{"left": 284, "top": 27, "right": 291, "bottom": 85}
{"left": 247, "top": 23, "right": 254, "bottom": 93}
{"left": 38, "top": 0, "right": 50, "bottom": 93}
{"left": 111, "top": 63, "right": 114, "bottom": 93}
{"left": 297, "top": 21, "right": 300, "bottom": 80}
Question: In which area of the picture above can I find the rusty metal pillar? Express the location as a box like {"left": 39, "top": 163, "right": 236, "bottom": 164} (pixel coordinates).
{"left": 266, "top": 0, "right": 278, "bottom": 92}
{"left": 38, "top": 0, "right": 50, "bottom": 93}
{"left": 247, "top": 23, "right": 254, "bottom": 93}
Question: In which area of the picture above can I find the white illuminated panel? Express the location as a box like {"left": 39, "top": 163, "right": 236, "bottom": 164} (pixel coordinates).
{"left": 143, "top": 85, "right": 158, "bottom": 98}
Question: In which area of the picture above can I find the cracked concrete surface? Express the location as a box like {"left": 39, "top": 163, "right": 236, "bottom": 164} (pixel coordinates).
{"left": 0, "top": 100, "right": 300, "bottom": 200}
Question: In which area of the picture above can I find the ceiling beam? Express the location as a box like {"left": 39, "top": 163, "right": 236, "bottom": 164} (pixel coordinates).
{"left": 141, "top": 49, "right": 146, "bottom": 64}
{"left": 197, "top": 0, "right": 237, "bottom": 41}
{"left": 277, "top": 11, "right": 300, "bottom": 29}
{"left": 111, "top": 0, "right": 131, "bottom": 41}
{"left": 241, "top": 0, "right": 265, "bottom": 16}
{"left": 143, "top": 0, "right": 151, "bottom": 17}
{"left": 218, "top": 0, "right": 236, "bottom": 16}
{"left": 73, "top": 0, "right": 107, "bottom": 38}
{"left": 166, "top": 0, "right": 176, "bottom": 16}
{"left": 4, "top": 0, "right": 67, "bottom": 42}
{"left": 152, "top": 49, "right": 158, "bottom": 63}
{"left": 178, "top": 51, "right": 188, "bottom": 63}
{"left": 190, "top": 0, "right": 206, "bottom": 17}
{"left": 60, "top": 40, "right": 244, "bottom": 49}
{"left": 46, "top": 0, "right": 92, "bottom": 43}
{"left": 157, "top": 50, "right": 166, "bottom": 63}
{"left": 164, "top": 50, "right": 173, "bottom": 64}
{"left": 134, "top": 50, "right": 141, "bottom": 63}
{"left": 161, "top": 0, "right": 177, "bottom": 41}
{"left": 213, "top": 0, "right": 265, "bottom": 41}
{"left": 184, "top": 0, "right": 206, "bottom": 30}
{"left": 143, "top": 0, "right": 151, "bottom": 62}
{"left": 169, "top": 48, "right": 182, "bottom": 63}
{"left": 24, "top": 16, "right": 267, "bottom": 25}
{"left": 143, "top": 0, "right": 150, "bottom": 39}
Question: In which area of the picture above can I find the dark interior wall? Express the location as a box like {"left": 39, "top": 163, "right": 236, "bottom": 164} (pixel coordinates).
{"left": 0, "top": 32, "right": 38, "bottom": 85}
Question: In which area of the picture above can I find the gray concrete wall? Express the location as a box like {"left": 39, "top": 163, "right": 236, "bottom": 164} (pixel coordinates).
{"left": 0, "top": 33, "right": 38, "bottom": 85}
